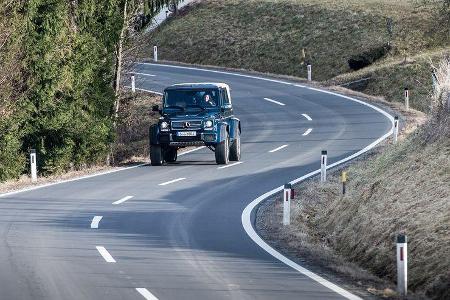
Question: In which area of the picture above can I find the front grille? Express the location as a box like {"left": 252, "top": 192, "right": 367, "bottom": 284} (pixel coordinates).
{"left": 171, "top": 120, "right": 202, "bottom": 130}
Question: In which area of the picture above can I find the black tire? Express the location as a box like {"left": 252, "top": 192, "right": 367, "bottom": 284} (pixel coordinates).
{"left": 150, "top": 145, "right": 163, "bottom": 166}
{"left": 229, "top": 133, "right": 241, "bottom": 161}
{"left": 215, "top": 131, "right": 230, "bottom": 165}
{"left": 163, "top": 147, "right": 178, "bottom": 163}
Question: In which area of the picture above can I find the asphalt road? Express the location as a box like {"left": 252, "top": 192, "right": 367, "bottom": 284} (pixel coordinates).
{"left": 0, "top": 64, "right": 393, "bottom": 300}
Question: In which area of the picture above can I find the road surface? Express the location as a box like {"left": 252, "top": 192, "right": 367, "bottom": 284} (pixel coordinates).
{"left": 0, "top": 63, "right": 393, "bottom": 300}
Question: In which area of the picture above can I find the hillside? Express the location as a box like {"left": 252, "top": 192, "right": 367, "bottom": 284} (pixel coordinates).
{"left": 256, "top": 59, "right": 449, "bottom": 299}
{"left": 141, "top": 0, "right": 450, "bottom": 111}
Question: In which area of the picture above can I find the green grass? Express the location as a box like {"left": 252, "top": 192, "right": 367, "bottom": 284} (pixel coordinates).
{"left": 138, "top": 0, "right": 449, "bottom": 112}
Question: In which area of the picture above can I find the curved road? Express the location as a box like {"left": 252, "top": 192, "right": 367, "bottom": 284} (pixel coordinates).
{"left": 0, "top": 64, "right": 393, "bottom": 300}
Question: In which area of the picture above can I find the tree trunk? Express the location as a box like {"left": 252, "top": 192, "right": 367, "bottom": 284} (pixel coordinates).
{"left": 113, "top": 0, "right": 128, "bottom": 121}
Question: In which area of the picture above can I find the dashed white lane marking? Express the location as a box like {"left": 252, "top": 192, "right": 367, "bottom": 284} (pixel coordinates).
{"left": 217, "top": 161, "right": 243, "bottom": 169}
{"left": 302, "top": 113, "right": 312, "bottom": 121}
{"left": 112, "top": 195, "right": 134, "bottom": 205}
{"left": 269, "top": 144, "right": 289, "bottom": 153}
{"left": 90, "top": 216, "right": 103, "bottom": 229}
{"left": 303, "top": 128, "right": 313, "bottom": 136}
{"left": 158, "top": 177, "right": 186, "bottom": 186}
{"left": 136, "top": 288, "right": 159, "bottom": 300}
{"left": 96, "top": 246, "right": 116, "bottom": 263}
{"left": 263, "top": 97, "right": 285, "bottom": 106}
{"left": 179, "top": 146, "right": 206, "bottom": 156}
{"left": 130, "top": 72, "right": 156, "bottom": 77}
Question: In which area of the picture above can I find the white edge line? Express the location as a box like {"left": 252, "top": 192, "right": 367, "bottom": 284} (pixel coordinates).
{"left": 0, "top": 146, "right": 205, "bottom": 199}
{"left": 136, "top": 288, "right": 159, "bottom": 300}
{"left": 263, "top": 97, "right": 285, "bottom": 106}
{"left": 135, "top": 64, "right": 393, "bottom": 300}
{"left": 302, "top": 113, "right": 313, "bottom": 121}
{"left": 269, "top": 144, "right": 288, "bottom": 153}
{"left": 129, "top": 72, "right": 156, "bottom": 77}
{"left": 302, "top": 128, "right": 313, "bottom": 136}
{"left": 96, "top": 246, "right": 116, "bottom": 263}
{"left": 0, "top": 164, "right": 146, "bottom": 199}
{"left": 124, "top": 86, "right": 163, "bottom": 95}
{"left": 217, "top": 161, "right": 243, "bottom": 169}
{"left": 242, "top": 121, "right": 392, "bottom": 300}
{"left": 90, "top": 216, "right": 103, "bottom": 229}
{"left": 158, "top": 177, "right": 186, "bottom": 186}
{"left": 112, "top": 195, "right": 134, "bottom": 205}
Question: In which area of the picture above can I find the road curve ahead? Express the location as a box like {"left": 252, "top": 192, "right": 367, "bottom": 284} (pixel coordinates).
{"left": 0, "top": 63, "right": 393, "bottom": 300}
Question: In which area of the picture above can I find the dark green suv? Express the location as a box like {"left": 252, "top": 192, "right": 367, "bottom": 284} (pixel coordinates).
{"left": 149, "top": 83, "right": 241, "bottom": 165}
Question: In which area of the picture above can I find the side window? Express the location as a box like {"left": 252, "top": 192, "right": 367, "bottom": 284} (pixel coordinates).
{"left": 222, "top": 88, "right": 230, "bottom": 105}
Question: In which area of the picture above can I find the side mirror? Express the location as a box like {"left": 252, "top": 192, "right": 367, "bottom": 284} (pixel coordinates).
{"left": 152, "top": 105, "right": 159, "bottom": 112}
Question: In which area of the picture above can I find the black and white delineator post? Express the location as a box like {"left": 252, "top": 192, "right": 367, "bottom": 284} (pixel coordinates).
{"left": 394, "top": 116, "right": 399, "bottom": 143}
{"left": 404, "top": 87, "right": 409, "bottom": 110}
{"left": 283, "top": 183, "right": 293, "bottom": 226}
{"left": 307, "top": 64, "right": 312, "bottom": 81}
{"left": 320, "top": 150, "right": 327, "bottom": 183}
{"left": 30, "top": 149, "right": 37, "bottom": 183}
{"left": 396, "top": 234, "right": 408, "bottom": 296}
{"left": 153, "top": 46, "right": 158, "bottom": 62}
{"left": 131, "top": 74, "right": 136, "bottom": 93}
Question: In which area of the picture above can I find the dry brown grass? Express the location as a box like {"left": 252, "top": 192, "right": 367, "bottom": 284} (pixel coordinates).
{"left": 259, "top": 118, "right": 449, "bottom": 299}
{"left": 112, "top": 90, "right": 161, "bottom": 163}
{"left": 266, "top": 113, "right": 449, "bottom": 299}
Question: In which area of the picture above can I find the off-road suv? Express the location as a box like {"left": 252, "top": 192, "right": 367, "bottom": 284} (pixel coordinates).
{"left": 149, "top": 83, "right": 241, "bottom": 166}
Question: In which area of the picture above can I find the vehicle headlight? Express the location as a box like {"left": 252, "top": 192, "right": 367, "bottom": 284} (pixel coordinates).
{"left": 160, "top": 121, "right": 169, "bottom": 130}
{"left": 204, "top": 120, "right": 213, "bottom": 129}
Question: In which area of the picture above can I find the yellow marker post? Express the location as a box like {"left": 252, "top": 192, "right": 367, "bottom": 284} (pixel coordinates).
{"left": 341, "top": 171, "right": 347, "bottom": 195}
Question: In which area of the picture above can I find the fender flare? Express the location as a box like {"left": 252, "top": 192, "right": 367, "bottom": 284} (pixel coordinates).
{"left": 228, "top": 118, "right": 241, "bottom": 141}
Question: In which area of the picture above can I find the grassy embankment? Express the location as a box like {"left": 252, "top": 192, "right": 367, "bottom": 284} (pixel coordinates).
{"left": 141, "top": 0, "right": 449, "bottom": 112}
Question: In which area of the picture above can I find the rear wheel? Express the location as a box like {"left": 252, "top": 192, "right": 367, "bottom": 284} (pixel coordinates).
{"left": 150, "top": 145, "right": 163, "bottom": 166}
{"left": 229, "top": 133, "right": 241, "bottom": 161}
{"left": 163, "top": 147, "right": 178, "bottom": 163}
{"left": 215, "top": 132, "right": 229, "bottom": 165}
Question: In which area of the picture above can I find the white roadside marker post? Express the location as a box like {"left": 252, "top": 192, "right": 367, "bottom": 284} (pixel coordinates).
{"left": 396, "top": 234, "right": 408, "bottom": 297}
{"left": 30, "top": 149, "right": 37, "bottom": 183}
{"left": 447, "top": 93, "right": 450, "bottom": 112}
{"left": 283, "top": 183, "right": 293, "bottom": 226}
{"left": 307, "top": 64, "right": 312, "bottom": 82}
{"left": 341, "top": 171, "right": 347, "bottom": 195}
{"left": 404, "top": 87, "right": 409, "bottom": 110}
{"left": 394, "top": 116, "right": 399, "bottom": 144}
{"left": 131, "top": 74, "right": 135, "bottom": 93}
{"left": 320, "top": 150, "right": 327, "bottom": 183}
{"left": 153, "top": 45, "right": 158, "bottom": 62}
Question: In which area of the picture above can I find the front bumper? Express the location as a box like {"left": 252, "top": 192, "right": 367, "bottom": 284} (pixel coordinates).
{"left": 159, "top": 131, "right": 217, "bottom": 146}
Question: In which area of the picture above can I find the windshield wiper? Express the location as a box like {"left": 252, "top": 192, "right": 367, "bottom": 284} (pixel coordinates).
{"left": 186, "top": 104, "right": 207, "bottom": 111}
{"left": 165, "top": 105, "right": 185, "bottom": 111}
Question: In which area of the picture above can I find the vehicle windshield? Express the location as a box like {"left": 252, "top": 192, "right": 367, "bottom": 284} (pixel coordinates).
{"left": 164, "top": 88, "right": 219, "bottom": 111}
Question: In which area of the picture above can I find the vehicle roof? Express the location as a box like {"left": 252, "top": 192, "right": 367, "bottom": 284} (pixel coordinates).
{"left": 164, "top": 83, "right": 230, "bottom": 90}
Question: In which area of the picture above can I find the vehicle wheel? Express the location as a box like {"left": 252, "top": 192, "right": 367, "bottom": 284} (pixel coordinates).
{"left": 163, "top": 147, "right": 178, "bottom": 163}
{"left": 150, "top": 145, "right": 163, "bottom": 166}
{"left": 229, "top": 133, "right": 241, "bottom": 161}
{"left": 215, "top": 132, "right": 230, "bottom": 165}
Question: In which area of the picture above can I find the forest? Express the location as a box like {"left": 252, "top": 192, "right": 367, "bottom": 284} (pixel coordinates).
{"left": 0, "top": 0, "right": 177, "bottom": 181}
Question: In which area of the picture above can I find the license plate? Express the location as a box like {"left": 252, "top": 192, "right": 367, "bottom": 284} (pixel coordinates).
{"left": 176, "top": 131, "right": 196, "bottom": 137}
